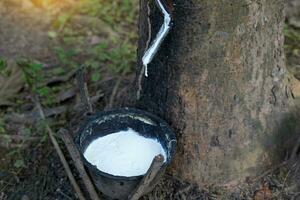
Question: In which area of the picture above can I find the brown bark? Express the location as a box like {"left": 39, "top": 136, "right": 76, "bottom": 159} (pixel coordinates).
{"left": 134, "top": 0, "right": 297, "bottom": 187}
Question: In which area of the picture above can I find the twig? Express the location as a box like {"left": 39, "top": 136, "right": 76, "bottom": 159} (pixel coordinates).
{"left": 280, "top": 163, "right": 295, "bottom": 195}
{"left": 56, "top": 189, "right": 73, "bottom": 200}
{"left": 128, "top": 154, "right": 164, "bottom": 200}
{"left": 46, "top": 69, "right": 77, "bottom": 86}
{"left": 174, "top": 185, "right": 193, "bottom": 197}
{"left": 76, "top": 67, "right": 93, "bottom": 113}
{"left": 74, "top": 92, "right": 104, "bottom": 112}
{"left": 106, "top": 70, "right": 127, "bottom": 110}
{"left": 59, "top": 128, "right": 101, "bottom": 200}
{"left": 250, "top": 161, "right": 289, "bottom": 183}
{"left": 35, "top": 98, "right": 86, "bottom": 200}
{"left": 106, "top": 75, "right": 123, "bottom": 110}
{"left": 91, "top": 76, "right": 115, "bottom": 88}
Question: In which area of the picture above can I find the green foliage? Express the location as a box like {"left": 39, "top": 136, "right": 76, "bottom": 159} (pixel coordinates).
{"left": 47, "top": 31, "right": 58, "bottom": 39}
{"left": 0, "top": 118, "right": 5, "bottom": 135}
{"left": 18, "top": 60, "right": 53, "bottom": 104}
{"left": 284, "top": 25, "right": 300, "bottom": 53}
{"left": 49, "top": 0, "right": 138, "bottom": 84}
{"left": 78, "top": 0, "right": 138, "bottom": 26}
{"left": 0, "top": 57, "right": 7, "bottom": 72}
{"left": 91, "top": 71, "right": 101, "bottom": 82}
{"left": 0, "top": 117, "right": 6, "bottom": 142}
{"left": 88, "top": 41, "right": 135, "bottom": 75}
{"left": 5, "top": 143, "right": 27, "bottom": 170}
{"left": 52, "top": 67, "right": 65, "bottom": 76}
{"left": 14, "top": 159, "right": 25, "bottom": 169}
{"left": 0, "top": 57, "right": 11, "bottom": 77}
{"left": 18, "top": 60, "right": 44, "bottom": 87}
{"left": 55, "top": 47, "right": 79, "bottom": 67}
{"left": 53, "top": 38, "right": 136, "bottom": 83}
{"left": 52, "top": 12, "right": 74, "bottom": 30}
{"left": 1, "top": 135, "right": 12, "bottom": 147}
{"left": 284, "top": 26, "right": 300, "bottom": 42}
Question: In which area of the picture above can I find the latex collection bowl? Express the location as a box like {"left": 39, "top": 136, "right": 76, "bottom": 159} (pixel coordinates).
{"left": 75, "top": 108, "right": 177, "bottom": 199}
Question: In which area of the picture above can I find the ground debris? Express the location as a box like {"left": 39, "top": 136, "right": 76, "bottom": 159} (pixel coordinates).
{"left": 45, "top": 69, "right": 77, "bottom": 86}
{"left": 55, "top": 88, "right": 76, "bottom": 103}
{"left": 141, "top": 175, "right": 206, "bottom": 200}
{"left": 4, "top": 106, "right": 68, "bottom": 125}
{"left": 0, "top": 60, "right": 24, "bottom": 106}
{"left": 253, "top": 184, "right": 272, "bottom": 200}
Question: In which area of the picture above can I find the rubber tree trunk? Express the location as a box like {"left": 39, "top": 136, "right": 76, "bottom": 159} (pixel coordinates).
{"left": 134, "top": 0, "right": 297, "bottom": 187}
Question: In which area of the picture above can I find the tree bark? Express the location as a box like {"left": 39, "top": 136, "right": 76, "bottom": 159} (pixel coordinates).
{"left": 134, "top": 0, "right": 297, "bottom": 187}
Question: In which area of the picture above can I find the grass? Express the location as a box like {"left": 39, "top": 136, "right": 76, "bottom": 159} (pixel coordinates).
{"left": 49, "top": 0, "right": 138, "bottom": 82}
{"left": 85, "top": 41, "right": 136, "bottom": 74}
{"left": 284, "top": 25, "right": 300, "bottom": 57}
{"left": 0, "top": 118, "right": 5, "bottom": 135}
{"left": 78, "top": 0, "right": 138, "bottom": 27}
{"left": 30, "top": 0, "right": 138, "bottom": 87}
{"left": 0, "top": 58, "right": 6, "bottom": 72}
{"left": 18, "top": 59, "right": 54, "bottom": 105}
{"left": 284, "top": 24, "right": 300, "bottom": 78}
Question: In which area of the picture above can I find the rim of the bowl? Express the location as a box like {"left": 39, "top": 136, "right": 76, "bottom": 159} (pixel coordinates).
{"left": 74, "top": 107, "right": 177, "bottom": 181}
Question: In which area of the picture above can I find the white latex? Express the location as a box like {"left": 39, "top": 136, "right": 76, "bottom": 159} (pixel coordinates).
{"left": 84, "top": 128, "right": 166, "bottom": 177}
{"left": 142, "top": 0, "right": 171, "bottom": 77}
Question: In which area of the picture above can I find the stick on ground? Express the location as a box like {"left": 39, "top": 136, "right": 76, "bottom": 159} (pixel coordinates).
{"left": 76, "top": 67, "right": 93, "bottom": 114}
{"left": 106, "top": 76, "right": 122, "bottom": 110}
{"left": 128, "top": 154, "right": 164, "bottom": 200}
{"left": 59, "top": 128, "right": 101, "bottom": 200}
{"left": 35, "top": 99, "right": 86, "bottom": 200}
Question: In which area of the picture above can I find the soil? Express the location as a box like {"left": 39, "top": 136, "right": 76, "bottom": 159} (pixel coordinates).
{"left": 0, "top": 1, "right": 57, "bottom": 62}
{"left": 0, "top": 0, "right": 300, "bottom": 200}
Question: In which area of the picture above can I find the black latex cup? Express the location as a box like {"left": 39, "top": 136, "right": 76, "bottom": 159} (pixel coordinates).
{"left": 75, "top": 108, "right": 177, "bottom": 200}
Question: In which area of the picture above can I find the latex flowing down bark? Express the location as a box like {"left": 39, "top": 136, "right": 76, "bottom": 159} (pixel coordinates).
{"left": 142, "top": 0, "right": 173, "bottom": 77}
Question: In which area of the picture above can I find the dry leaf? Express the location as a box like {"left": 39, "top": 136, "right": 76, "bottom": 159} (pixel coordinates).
{"left": 254, "top": 184, "right": 272, "bottom": 200}
{"left": 0, "top": 60, "right": 25, "bottom": 106}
